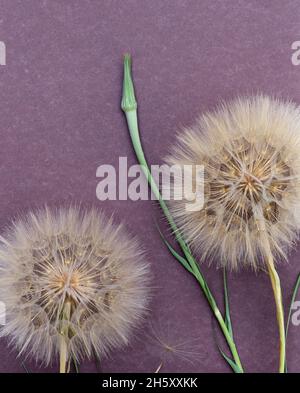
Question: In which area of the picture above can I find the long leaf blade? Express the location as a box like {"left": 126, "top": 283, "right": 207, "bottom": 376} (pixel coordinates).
{"left": 219, "top": 350, "right": 243, "bottom": 373}
{"left": 285, "top": 272, "right": 300, "bottom": 372}
{"left": 223, "top": 268, "right": 233, "bottom": 339}
{"left": 157, "top": 225, "right": 195, "bottom": 275}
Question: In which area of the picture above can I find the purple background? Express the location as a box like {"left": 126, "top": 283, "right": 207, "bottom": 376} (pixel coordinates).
{"left": 0, "top": 0, "right": 299, "bottom": 373}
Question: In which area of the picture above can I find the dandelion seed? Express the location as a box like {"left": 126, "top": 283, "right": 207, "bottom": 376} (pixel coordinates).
{"left": 146, "top": 319, "right": 203, "bottom": 372}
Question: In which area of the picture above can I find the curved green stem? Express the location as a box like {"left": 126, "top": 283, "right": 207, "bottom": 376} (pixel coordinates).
{"left": 267, "top": 258, "right": 285, "bottom": 373}
{"left": 254, "top": 208, "right": 286, "bottom": 373}
{"left": 121, "top": 54, "right": 243, "bottom": 372}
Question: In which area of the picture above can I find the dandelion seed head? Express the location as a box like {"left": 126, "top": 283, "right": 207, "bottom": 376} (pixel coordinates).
{"left": 166, "top": 96, "right": 300, "bottom": 270}
{"left": 0, "top": 207, "right": 150, "bottom": 365}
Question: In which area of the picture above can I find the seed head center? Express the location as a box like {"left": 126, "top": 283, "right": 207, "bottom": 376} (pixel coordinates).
{"left": 239, "top": 171, "right": 262, "bottom": 201}
{"left": 55, "top": 270, "right": 80, "bottom": 291}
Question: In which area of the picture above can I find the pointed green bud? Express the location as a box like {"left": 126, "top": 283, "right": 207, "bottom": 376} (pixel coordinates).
{"left": 121, "top": 53, "right": 137, "bottom": 112}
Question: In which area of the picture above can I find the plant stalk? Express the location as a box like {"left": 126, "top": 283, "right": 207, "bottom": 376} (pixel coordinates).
{"left": 255, "top": 209, "right": 286, "bottom": 373}
{"left": 155, "top": 362, "right": 163, "bottom": 373}
{"left": 121, "top": 54, "right": 243, "bottom": 372}
{"left": 266, "top": 255, "right": 286, "bottom": 373}
{"left": 59, "top": 300, "right": 71, "bottom": 374}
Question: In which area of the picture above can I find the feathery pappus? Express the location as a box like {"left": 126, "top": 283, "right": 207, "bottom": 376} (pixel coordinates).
{"left": 166, "top": 96, "right": 300, "bottom": 270}
{"left": 0, "top": 207, "right": 150, "bottom": 367}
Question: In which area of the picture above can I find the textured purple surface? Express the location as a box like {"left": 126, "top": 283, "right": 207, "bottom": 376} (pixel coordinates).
{"left": 0, "top": 0, "right": 300, "bottom": 373}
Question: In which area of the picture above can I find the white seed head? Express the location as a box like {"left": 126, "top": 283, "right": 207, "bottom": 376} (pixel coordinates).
{"left": 0, "top": 207, "right": 150, "bottom": 365}
{"left": 166, "top": 96, "right": 300, "bottom": 270}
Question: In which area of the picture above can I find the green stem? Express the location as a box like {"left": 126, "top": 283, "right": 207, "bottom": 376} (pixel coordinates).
{"left": 121, "top": 54, "right": 243, "bottom": 372}
{"left": 59, "top": 300, "right": 71, "bottom": 373}
{"left": 285, "top": 273, "right": 300, "bottom": 372}
{"left": 267, "top": 258, "right": 285, "bottom": 373}
{"left": 255, "top": 209, "right": 286, "bottom": 373}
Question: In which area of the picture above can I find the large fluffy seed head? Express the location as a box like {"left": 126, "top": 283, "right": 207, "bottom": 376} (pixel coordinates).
{"left": 166, "top": 96, "right": 300, "bottom": 270}
{"left": 0, "top": 207, "right": 150, "bottom": 365}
